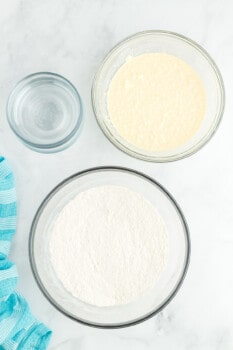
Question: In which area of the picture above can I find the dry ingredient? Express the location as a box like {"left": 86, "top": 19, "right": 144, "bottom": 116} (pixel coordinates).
{"left": 107, "top": 53, "right": 206, "bottom": 152}
{"left": 49, "top": 186, "right": 168, "bottom": 307}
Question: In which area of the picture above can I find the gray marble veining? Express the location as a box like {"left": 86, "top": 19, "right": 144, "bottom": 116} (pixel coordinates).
{"left": 0, "top": 0, "right": 232, "bottom": 348}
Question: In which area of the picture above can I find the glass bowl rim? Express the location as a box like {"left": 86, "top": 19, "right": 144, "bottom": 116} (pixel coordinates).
{"left": 6, "top": 71, "right": 83, "bottom": 151}
{"left": 92, "top": 30, "right": 225, "bottom": 162}
{"left": 29, "top": 166, "right": 190, "bottom": 328}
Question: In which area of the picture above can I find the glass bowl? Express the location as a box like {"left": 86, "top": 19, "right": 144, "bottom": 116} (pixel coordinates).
{"left": 92, "top": 31, "right": 225, "bottom": 162}
{"left": 29, "top": 167, "right": 190, "bottom": 328}
{"left": 7, "top": 72, "right": 83, "bottom": 153}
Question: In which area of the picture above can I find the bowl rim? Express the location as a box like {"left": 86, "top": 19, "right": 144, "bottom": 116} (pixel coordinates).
{"left": 92, "top": 30, "right": 225, "bottom": 162}
{"left": 6, "top": 71, "right": 83, "bottom": 152}
{"left": 29, "top": 166, "right": 190, "bottom": 328}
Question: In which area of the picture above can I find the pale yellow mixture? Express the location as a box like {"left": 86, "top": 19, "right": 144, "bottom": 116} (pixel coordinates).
{"left": 107, "top": 53, "right": 206, "bottom": 152}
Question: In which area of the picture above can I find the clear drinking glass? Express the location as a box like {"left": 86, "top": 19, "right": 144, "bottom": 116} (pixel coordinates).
{"left": 7, "top": 72, "right": 83, "bottom": 153}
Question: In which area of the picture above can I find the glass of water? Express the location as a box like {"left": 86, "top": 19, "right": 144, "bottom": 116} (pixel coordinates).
{"left": 7, "top": 72, "right": 83, "bottom": 153}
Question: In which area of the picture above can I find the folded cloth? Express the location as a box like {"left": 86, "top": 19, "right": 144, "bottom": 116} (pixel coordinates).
{"left": 0, "top": 157, "right": 52, "bottom": 349}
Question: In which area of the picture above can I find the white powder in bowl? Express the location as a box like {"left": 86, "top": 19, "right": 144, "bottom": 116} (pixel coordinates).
{"left": 49, "top": 186, "right": 169, "bottom": 307}
{"left": 107, "top": 53, "right": 206, "bottom": 152}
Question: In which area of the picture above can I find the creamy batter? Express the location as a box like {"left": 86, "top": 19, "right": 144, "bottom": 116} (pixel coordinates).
{"left": 107, "top": 53, "right": 206, "bottom": 152}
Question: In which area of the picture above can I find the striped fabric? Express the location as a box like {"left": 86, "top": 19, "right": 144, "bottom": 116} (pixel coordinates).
{"left": 0, "top": 157, "right": 52, "bottom": 349}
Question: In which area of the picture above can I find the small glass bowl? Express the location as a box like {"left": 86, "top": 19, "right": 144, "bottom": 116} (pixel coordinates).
{"left": 29, "top": 167, "right": 190, "bottom": 328}
{"left": 7, "top": 72, "right": 83, "bottom": 153}
{"left": 92, "top": 30, "right": 225, "bottom": 162}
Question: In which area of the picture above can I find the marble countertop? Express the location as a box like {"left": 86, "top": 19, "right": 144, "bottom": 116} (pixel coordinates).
{"left": 0, "top": 0, "right": 232, "bottom": 348}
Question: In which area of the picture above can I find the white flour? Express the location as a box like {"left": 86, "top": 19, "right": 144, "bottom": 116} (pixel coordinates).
{"left": 49, "top": 186, "right": 169, "bottom": 307}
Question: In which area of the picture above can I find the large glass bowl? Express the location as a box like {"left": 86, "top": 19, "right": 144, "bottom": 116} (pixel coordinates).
{"left": 92, "top": 31, "right": 225, "bottom": 162}
{"left": 29, "top": 167, "right": 190, "bottom": 328}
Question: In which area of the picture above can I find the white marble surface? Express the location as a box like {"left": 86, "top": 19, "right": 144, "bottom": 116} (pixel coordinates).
{"left": 0, "top": 0, "right": 232, "bottom": 348}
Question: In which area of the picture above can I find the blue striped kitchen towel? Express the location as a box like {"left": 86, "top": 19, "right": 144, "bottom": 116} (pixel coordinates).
{"left": 0, "top": 156, "right": 52, "bottom": 349}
